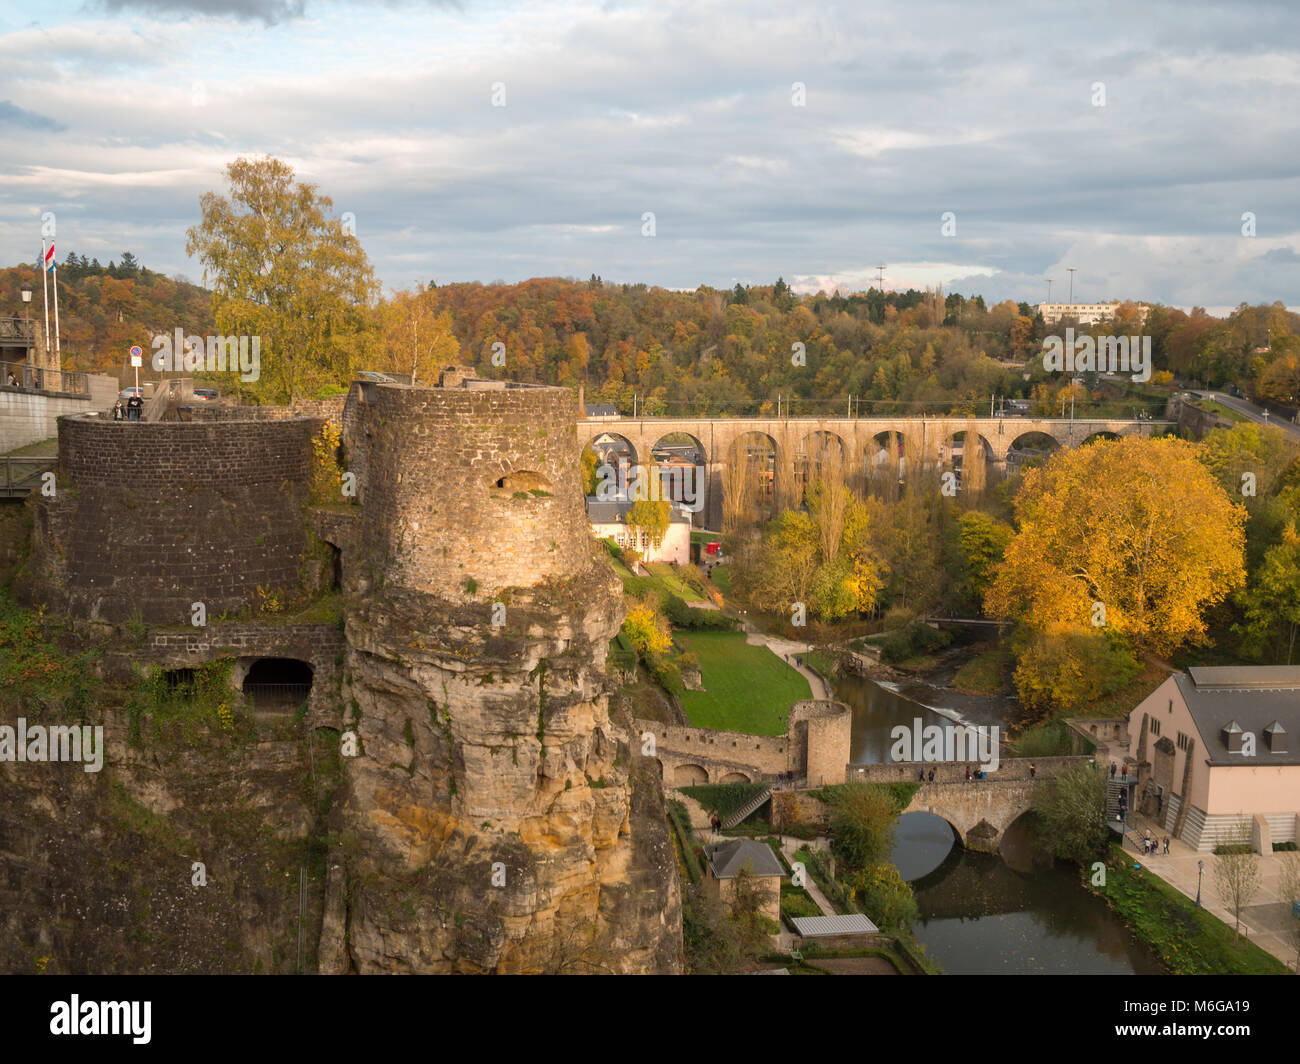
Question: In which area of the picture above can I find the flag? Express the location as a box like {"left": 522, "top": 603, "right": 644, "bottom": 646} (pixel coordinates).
{"left": 43, "top": 243, "right": 55, "bottom": 273}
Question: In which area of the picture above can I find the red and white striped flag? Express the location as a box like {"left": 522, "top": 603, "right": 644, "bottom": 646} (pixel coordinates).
{"left": 43, "top": 242, "right": 55, "bottom": 273}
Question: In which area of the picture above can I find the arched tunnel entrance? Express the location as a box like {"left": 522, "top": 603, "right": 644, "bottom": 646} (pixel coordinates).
{"left": 240, "top": 657, "right": 314, "bottom": 712}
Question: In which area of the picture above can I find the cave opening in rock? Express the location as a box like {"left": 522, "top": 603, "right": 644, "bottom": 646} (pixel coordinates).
{"left": 242, "top": 657, "right": 314, "bottom": 712}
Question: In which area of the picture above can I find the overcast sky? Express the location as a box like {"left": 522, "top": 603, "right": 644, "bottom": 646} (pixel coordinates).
{"left": 1, "top": 0, "right": 1297, "bottom": 313}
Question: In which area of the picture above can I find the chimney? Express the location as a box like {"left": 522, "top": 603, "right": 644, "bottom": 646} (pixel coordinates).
{"left": 578, "top": 385, "right": 586, "bottom": 418}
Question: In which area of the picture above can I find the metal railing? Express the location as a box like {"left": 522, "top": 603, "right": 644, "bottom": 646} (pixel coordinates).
{"left": 242, "top": 682, "right": 312, "bottom": 709}
{"left": 0, "top": 317, "right": 37, "bottom": 342}
{"left": 0, "top": 358, "right": 88, "bottom": 396}
{"left": 0, "top": 456, "right": 57, "bottom": 498}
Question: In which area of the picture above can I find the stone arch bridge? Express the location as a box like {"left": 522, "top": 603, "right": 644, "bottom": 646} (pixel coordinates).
{"left": 847, "top": 756, "right": 1090, "bottom": 853}
{"left": 578, "top": 415, "right": 1170, "bottom": 530}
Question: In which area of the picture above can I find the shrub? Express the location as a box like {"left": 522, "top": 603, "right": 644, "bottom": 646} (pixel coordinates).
{"left": 646, "top": 653, "right": 685, "bottom": 697}
{"left": 664, "top": 593, "right": 738, "bottom": 630}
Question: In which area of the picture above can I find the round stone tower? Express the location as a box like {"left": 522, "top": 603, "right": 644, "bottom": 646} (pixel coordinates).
{"left": 24, "top": 410, "right": 319, "bottom": 625}
{"left": 354, "top": 382, "right": 589, "bottom": 597}
{"left": 323, "top": 379, "right": 682, "bottom": 974}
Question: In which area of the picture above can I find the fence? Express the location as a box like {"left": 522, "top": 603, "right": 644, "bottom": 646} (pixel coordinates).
{"left": 0, "top": 358, "right": 88, "bottom": 396}
{"left": 0, "top": 456, "right": 56, "bottom": 498}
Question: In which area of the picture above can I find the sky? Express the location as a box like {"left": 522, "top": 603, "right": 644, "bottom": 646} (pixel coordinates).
{"left": 1, "top": 0, "right": 1298, "bottom": 314}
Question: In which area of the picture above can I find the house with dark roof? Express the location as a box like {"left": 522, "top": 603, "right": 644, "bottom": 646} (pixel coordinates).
{"left": 703, "top": 838, "right": 785, "bottom": 923}
{"left": 587, "top": 497, "right": 691, "bottom": 564}
{"left": 1125, "top": 666, "right": 1300, "bottom": 851}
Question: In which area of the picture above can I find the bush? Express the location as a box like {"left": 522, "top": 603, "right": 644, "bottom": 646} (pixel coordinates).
{"left": 663, "top": 593, "right": 737, "bottom": 630}
{"left": 646, "top": 653, "right": 686, "bottom": 697}
{"left": 879, "top": 622, "right": 952, "bottom": 664}
{"left": 680, "top": 782, "right": 769, "bottom": 820}
{"left": 848, "top": 863, "right": 918, "bottom": 931}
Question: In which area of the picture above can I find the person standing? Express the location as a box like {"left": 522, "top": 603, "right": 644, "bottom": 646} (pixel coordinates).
{"left": 1163, "top": 837, "right": 1170, "bottom": 855}
{"left": 112, "top": 399, "right": 124, "bottom": 422}
{"left": 127, "top": 392, "right": 143, "bottom": 421}
{"left": 1121, "top": 763, "right": 1128, "bottom": 779}
{"left": 1109, "top": 762, "right": 1117, "bottom": 780}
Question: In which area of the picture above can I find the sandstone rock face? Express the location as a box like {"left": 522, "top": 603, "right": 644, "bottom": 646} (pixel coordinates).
{"left": 318, "top": 382, "right": 682, "bottom": 973}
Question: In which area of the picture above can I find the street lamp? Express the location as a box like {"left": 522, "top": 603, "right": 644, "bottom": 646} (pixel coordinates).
{"left": 1196, "top": 859, "right": 1204, "bottom": 908}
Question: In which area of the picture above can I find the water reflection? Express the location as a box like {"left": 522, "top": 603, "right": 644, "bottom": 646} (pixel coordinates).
{"left": 843, "top": 671, "right": 1164, "bottom": 974}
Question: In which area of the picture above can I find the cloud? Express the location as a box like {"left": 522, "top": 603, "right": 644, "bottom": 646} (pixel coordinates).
{"left": 0, "top": 0, "right": 1297, "bottom": 310}
{"left": 0, "top": 100, "right": 66, "bottom": 131}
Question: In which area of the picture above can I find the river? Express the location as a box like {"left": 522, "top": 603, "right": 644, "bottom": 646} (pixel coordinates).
{"left": 832, "top": 665, "right": 1164, "bottom": 974}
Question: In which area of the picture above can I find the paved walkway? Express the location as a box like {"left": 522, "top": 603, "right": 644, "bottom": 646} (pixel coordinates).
{"left": 1121, "top": 812, "right": 1299, "bottom": 971}
{"left": 774, "top": 835, "right": 837, "bottom": 917}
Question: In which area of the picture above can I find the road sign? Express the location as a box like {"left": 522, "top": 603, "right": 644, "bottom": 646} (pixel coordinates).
{"left": 129, "top": 345, "right": 142, "bottom": 368}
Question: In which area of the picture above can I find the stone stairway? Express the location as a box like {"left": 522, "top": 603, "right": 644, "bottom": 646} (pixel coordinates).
{"left": 1106, "top": 778, "right": 1137, "bottom": 821}
{"left": 722, "top": 786, "right": 773, "bottom": 829}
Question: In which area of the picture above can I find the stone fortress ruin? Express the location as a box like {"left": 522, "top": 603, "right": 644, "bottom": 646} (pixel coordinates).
{"left": 11, "top": 366, "right": 682, "bottom": 974}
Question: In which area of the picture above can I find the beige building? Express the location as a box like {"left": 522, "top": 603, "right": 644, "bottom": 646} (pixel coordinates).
{"left": 587, "top": 498, "right": 691, "bottom": 564}
{"left": 1036, "top": 300, "right": 1149, "bottom": 327}
{"left": 703, "top": 838, "right": 784, "bottom": 923}
{"left": 1125, "top": 667, "right": 1300, "bottom": 852}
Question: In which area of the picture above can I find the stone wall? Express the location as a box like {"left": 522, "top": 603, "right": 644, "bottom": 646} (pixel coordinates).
{"left": 22, "top": 412, "right": 320, "bottom": 624}
{"left": 0, "top": 389, "right": 95, "bottom": 452}
{"left": 322, "top": 379, "right": 682, "bottom": 973}
{"left": 638, "top": 700, "right": 852, "bottom": 787}
{"left": 348, "top": 382, "right": 588, "bottom": 598}
{"left": 795, "top": 700, "right": 852, "bottom": 788}
{"left": 132, "top": 621, "right": 345, "bottom": 722}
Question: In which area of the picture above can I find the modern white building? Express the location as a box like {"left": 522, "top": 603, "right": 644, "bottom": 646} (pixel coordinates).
{"left": 1036, "top": 301, "right": 1149, "bottom": 327}
{"left": 587, "top": 498, "right": 691, "bottom": 564}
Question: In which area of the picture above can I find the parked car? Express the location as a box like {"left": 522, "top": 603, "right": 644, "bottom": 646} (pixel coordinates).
{"left": 193, "top": 388, "right": 218, "bottom": 400}
{"left": 119, "top": 386, "right": 144, "bottom": 399}
{"left": 356, "top": 371, "right": 396, "bottom": 383}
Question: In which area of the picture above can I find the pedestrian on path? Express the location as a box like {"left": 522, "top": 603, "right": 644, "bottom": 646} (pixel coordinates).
{"left": 917, "top": 767, "right": 925, "bottom": 782}
{"left": 928, "top": 768, "right": 935, "bottom": 782}
{"left": 965, "top": 766, "right": 972, "bottom": 781}
{"left": 1163, "top": 837, "right": 1170, "bottom": 855}
{"left": 1029, "top": 763, "right": 1036, "bottom": 779}
{"left": 1121, "top": 763, "right": 1128, "bottom": 779}
{"left": 1110, "top": 762, "right": 1117, "bottom": 779}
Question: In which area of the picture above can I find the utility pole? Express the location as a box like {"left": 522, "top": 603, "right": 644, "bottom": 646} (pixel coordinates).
{"left": 1067, "top": 267, "right": 1077, "bottom": 308}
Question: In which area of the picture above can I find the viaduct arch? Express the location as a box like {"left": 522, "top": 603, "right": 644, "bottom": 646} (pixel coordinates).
{"left": 579, "top": 416, "right": 1171, "bottom": 530}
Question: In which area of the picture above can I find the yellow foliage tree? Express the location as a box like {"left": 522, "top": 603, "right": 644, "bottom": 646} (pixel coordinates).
{"left": 621, "top": 600, "right": 672, "bottom": 656}
{"left": 986, "top": 436, "right": 1246, "bottom": 657}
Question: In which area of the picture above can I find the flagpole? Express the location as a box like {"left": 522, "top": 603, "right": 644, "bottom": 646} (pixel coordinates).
{"left": 51, "top": 260, "right": 61, "bottom": 368}
{"left": 40, "top": 240, "right": 50, "bottom": 369}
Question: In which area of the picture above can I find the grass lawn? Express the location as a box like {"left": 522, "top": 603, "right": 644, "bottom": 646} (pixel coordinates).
{"left": 952, "top": 647, "right": 1006, "bottom": 694}
{"left": 710, "top": 565, "right": 731, "bottom": 593}
{"left": 674, "top": 630, "right": 810, "bottom": 735}
{"left": 644, "top": 562, "right": 706, "bottom": 602}
{"left": 2, "top": 436, "right": 58, "bottom": 457}
{"left": 1198, "top": 400, "right": 1244, "bottom": 423}
{"left": 1098, "top": 845, "right": 1289, "bottom": 975}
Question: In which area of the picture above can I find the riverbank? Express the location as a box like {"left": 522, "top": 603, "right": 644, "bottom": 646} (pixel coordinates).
{"left": 1093, "top": 844, "right": 1291, "bottom": 974}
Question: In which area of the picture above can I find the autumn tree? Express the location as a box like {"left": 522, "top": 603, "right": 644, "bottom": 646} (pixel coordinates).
{"left": 378, "top": 285, "right": 459, "bottom": 384}
{"left": 987, "top": 437, "right": 1247, "bottom": 658}
{"left": 1238, "top": 523, "right": 1300, "bottom": 663}
{"left": 1033, "top": 760, "right": 1109, "bottom": 863}
{"left": 1214, "top": 819, "right": 1261, "bottom": 944}
{"left": 626, "top": 497, "right": 671, "bottom": 550}
{"left": 186, "top": 156, "right": 379, "bottom": 402}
